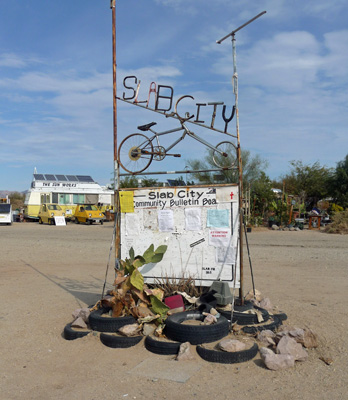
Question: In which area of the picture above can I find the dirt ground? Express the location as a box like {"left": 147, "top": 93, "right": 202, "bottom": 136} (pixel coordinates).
{"left": 1, "top": 222, "right": 347, "bottom": 400}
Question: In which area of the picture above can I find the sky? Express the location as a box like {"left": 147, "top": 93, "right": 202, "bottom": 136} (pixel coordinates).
{"left": 0, "top": 0, "right": 347, "bottom": 191}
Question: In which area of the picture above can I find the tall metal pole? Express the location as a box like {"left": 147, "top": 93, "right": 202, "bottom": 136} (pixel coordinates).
{"left": 111, "top": 0, "right": 121, "bottom": 268}
{"left": 232, "top": 34, "right": 245, "bottom": 302}
{"left": 217, "top": 11, "right": 266, "bottom": 303}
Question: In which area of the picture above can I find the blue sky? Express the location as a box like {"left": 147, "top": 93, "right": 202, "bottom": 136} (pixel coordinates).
{"left": 1, "top": 0, "right": 347, "bottom": 191}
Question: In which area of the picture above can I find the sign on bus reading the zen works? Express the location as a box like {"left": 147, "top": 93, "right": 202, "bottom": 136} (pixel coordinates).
{"left": 133, "top": 188, "right": 218, "bottom": 209}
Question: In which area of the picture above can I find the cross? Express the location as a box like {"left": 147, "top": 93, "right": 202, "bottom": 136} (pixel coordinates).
{"left": 230, "top": 192, "right": 234, "bottom": 200}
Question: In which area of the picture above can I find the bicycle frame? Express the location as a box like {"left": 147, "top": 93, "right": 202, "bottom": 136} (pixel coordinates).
{"left": 146, "top": 122, "right": 228, "bottom": 157}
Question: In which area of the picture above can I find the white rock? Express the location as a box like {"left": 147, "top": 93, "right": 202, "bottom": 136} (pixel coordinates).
{"left": 71, "top": 317, "right": 87, "bottom": 329}
{"left": 118, "top": 323, "right": 141, "bottom": 337}
{"left": 176, "top": 342, "right": 195, "bottom": 361}
{"left": 276, "top": 336, "right": 308, "bottom": 361}
{"left": 257, "top": 330, "right": 276, "bottom": 347}
{"left": 260, "top": 347, "right": 295, "bottom": 370}
{"left": 259, "top": 298, "right": 273, "bottom": 311}
{"left": 218, "top": 339, "right": 246, "bottom": 352}
{"left": 72, "top": 308, "right": 90, "bottom": 323}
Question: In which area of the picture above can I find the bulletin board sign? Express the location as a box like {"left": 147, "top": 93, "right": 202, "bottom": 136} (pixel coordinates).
{"left": 119, "top": 184, "right": 240, "bottom": 288}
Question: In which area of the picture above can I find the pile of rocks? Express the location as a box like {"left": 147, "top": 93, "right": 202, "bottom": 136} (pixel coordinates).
{"left": 271, "top": 225, "right": 301, "bottom": 231}
{"left": 257, "top": 326, "right": 318, "bottom": 370}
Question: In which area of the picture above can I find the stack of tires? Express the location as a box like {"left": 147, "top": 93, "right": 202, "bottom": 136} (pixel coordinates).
{"left": 145, "top": 310, "right": 259, "bottom": 364}
{"left": 63, "top": 307, "right": 143, "bottom": 349}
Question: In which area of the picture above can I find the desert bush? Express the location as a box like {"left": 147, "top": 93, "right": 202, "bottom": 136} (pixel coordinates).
{"left": 324, "top": 210, "right": 348, "bottom": 234}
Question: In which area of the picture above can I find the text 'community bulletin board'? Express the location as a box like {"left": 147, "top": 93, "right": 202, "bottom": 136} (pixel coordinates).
{"left": 119, "top": 184, "right": 240, "bottom": 288}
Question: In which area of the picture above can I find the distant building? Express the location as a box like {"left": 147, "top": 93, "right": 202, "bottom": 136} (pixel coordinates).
{"left": 24, "top": 172, "right": 113, "bottom": 219}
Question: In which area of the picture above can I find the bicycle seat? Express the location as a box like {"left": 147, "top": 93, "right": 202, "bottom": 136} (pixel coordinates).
{"left": 137, "top": 122, "right": 157, "bottom": 131}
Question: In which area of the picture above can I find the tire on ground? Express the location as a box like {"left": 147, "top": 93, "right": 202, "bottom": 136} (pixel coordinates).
{"left": 89, "top": 307, "right": 136, "bottom": 332}
{"left": 63, "top": 323, "right": 91, "bottom": 340}
{"left": 164, "top": 311, "right": 229, "bottom": 345}
{"left": 242, "top": 315, "right": 282, "bottom": 334}
{"left": 144, "top": 335, "right": 181, "bottom": 355}
{"left": 100, "top": 333, "right": 143, "bottom": 348}
{"left": 219, "top": 306, "right": 269, "bottom": 325}
{"left": 196, "top": 342, "right": 258, "bottom": 364}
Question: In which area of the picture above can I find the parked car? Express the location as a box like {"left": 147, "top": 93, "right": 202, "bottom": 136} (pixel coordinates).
{"left": 73, "top": 204, "right": 105, "bottom": 225}
{"left": 0, "top": 203, "right": 12, "bottom": 225}
{"left": 38, "top": 204, "right": 66, "bottom": 225}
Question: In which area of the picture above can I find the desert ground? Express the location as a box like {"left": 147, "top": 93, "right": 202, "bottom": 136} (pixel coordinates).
{"left": 0, "top": 222, "right": 347, "bottom": 400}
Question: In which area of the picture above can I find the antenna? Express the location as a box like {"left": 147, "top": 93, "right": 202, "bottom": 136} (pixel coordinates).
{"left": 216, "top": 11, "right": 266, "bottom": 44}
{"left": 216, "top": 11, "right": 266, "bottom": 303}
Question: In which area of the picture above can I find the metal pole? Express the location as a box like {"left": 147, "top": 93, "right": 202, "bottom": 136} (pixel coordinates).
{"left": 111, "top": 0, "right": 121, "bottom": 268}
{"left": 217, "top": 11, "right": 266, "bottom": 303}
{"left": 231, "top": 34, "right": 245, "bottom": 302}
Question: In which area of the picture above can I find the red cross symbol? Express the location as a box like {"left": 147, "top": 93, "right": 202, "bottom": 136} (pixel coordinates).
{"left": 230, "top": 192, "right": 234, "bottom": 200}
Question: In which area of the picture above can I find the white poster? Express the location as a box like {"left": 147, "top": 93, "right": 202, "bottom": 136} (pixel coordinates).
{"left": 54, "top": 216, "right": 66, "bottom": 226}
{"left": 208, "top": 229, "right": 231, "bottom": 247}
{"left": 216, "top": 246, "right": 236, "bottom": 264}
{"left": 158, "top": 209, "right": 174, "bottom": 232}
{"left": 185, "top": 208, "right": 202, "bottom": 231}
{"left": 125, "top": 213, "right": 140, "bottom": 235}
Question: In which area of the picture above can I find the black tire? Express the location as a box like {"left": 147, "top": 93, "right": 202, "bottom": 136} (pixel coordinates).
{"left": 242, "top": 316, "right": 282, "bottom": 334}
{"left": 100, "top": 332, "right": 143, "bottom": 348}
{"left": 118, "top": 133, "right": 154, "bottom": 174}
{"left": 196, "top": 342, "right": 258, "bottom": 364}
{"left": 219, "top": 306, "right": 269, "bottom": 325}
{"left": 217, "top": 299, "right": 253, "bottom": 314}
{"left": 89, "top": 308, "right": 136, "bottom": 332}
{"left": 63, "top": 323, "right": 91, "bottom": 340}
{"left": 100, "top": 220, "right": 103, "bottom": 225}
{"left": 75, "top": 218, "right": 79, "bottom": 224}
{"left": 49, "top": 218, "right": 55, "bottom": 225}
{"left": 164, "top": 311, "right": 229, "bottom": 345}
{"left": 144, "top": 335, "right": 181, "bottom": 355}
{"left": 273, "top": 312, "right": 287, "bottom": 321}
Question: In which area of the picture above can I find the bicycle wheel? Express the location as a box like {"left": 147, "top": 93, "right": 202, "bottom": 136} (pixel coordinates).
{"left": 212, "top": 141, "right": 237, "bottom": 168}
{"left": 118, "top": 133, "right": 154, "bottom": 174}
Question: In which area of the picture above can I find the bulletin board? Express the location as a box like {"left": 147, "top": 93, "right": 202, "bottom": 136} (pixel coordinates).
{"left": 119, "top": 184, "right": 240, "bottom": 288}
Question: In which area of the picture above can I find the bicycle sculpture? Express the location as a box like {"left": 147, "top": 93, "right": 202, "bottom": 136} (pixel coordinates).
{"left": 118, "top": 105, "right": 237, "bottom": 174}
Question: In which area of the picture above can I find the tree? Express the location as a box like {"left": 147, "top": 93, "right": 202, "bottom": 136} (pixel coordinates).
{"left": 280, "top": 160, "right": 333, "bottom": 209}
{"left": 119, "top": 176, "right": 139, "bottom": 188}
{"left": 331, "top": 154, "right": 348, "bottom": 208}
{"left": 250, "top": 172, "right": 276, "bottom": 220}
{"left": 118, "top": 176, "right": 159, "bottom": 188}
{"left": 186, "top": 148, "right": 268, "bottom": 186}
{"left": 9, "top": 192, "right": 25, "bottom": 209}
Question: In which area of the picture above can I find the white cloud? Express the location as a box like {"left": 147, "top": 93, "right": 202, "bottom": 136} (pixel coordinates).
{"left": 0, "top": 53, "right": 27, "bottom": 68}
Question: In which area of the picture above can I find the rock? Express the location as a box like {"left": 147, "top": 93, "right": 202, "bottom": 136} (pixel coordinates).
{"left": 259, "top": 297, "right": 273, "bottom": 311}
{"left": 118, "top": 323, "right": 142, "bottom": 337}
{"left": 276, "top": 327, "right": 305, "bottom": 343}
{"left": 302, "top": 328, "right": 319, "bottom": 349}
{"left": 260, "top": 347, "right": 295, "bottom": 370}
{"left": 276, "top": 336, "right": 308, "bottom": 361}
{"left": 245, "top": 289, "right": 263, "bottom": 302}
{"left": 272, "top": 224, "right": 280, "bottom": 230}
{"left": 71, "top": 317, "right": 87, "bottom": 329}
{"left": 202, "top": 313, "right": 217, "bottom": 325}
{"left": 142, "top": 323, "right": 156, "bottom": 336}
{"left": 257, "top": 330, "right": 276, "bottom": 347}
{"left": 176, "top": 342, "right": 195, "bottom": 361}
{"left": 72, "top": 308, "right": 90, "bottom": 323}
{"left": 276, "top": 327, "right": 317, "bottom": 348}
{"left": 218, "top": 339, "right": 246, "bottom": 352}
